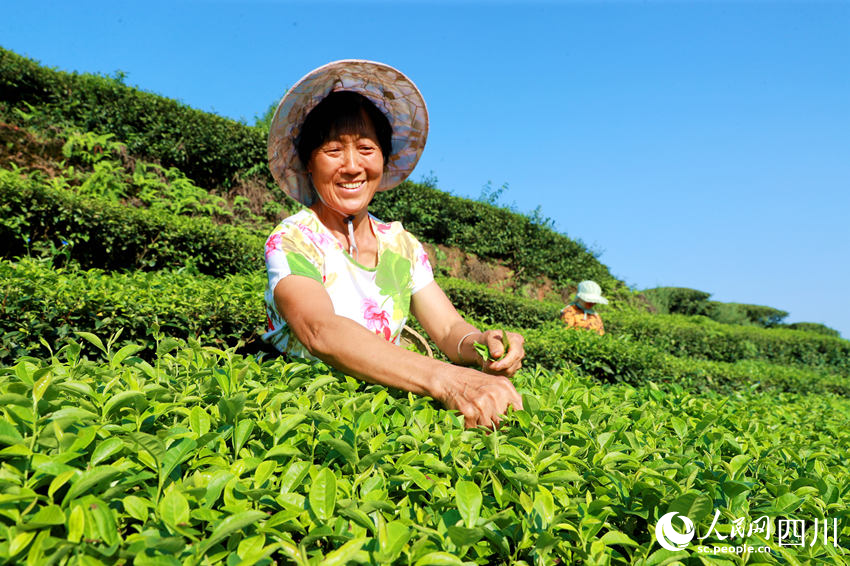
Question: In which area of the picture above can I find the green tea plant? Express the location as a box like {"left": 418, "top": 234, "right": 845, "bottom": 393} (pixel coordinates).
{"left": 2, "top": 258, "right": 846, "bottom": 399}
{"left": 0, "top": 47, "right": 266, "bottom": 189}
{"left": 0, "top": 336, "right": 847, "bottom": 564}
{"left": 0, "top": 171, "right": 265, "bottom": 274}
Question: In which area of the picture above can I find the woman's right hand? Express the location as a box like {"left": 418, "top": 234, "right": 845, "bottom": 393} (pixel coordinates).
{"left": 435, "top": 366, "right": 524, "bottom": 430}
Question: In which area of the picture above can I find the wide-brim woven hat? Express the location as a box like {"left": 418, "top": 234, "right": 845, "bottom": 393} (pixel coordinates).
{"left": 576, "top": 280, "right": 609, "bottom": 305}
{"left": 268, "top": 59, "right": 429, "bottom": 205}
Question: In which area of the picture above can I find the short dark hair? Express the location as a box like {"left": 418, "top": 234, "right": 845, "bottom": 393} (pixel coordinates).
{"left": 296, "top": 91, "right": 393, "bottom": 168}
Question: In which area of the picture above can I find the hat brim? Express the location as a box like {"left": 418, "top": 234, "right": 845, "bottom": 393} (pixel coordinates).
{"left": 577, "top": 294, "right": 609, "bottom": 305}
{"left": 268, "top": 59, "right": 429, "bottom": 206}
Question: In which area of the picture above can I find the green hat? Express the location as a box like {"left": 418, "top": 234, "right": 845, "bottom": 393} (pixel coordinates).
{"left": 576, "top": 280, "right": 608, "bottom": 305}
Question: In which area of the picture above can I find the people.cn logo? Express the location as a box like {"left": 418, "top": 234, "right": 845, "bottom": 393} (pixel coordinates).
{"left": 655, "top": 512, "right": 696, "bottom": 551}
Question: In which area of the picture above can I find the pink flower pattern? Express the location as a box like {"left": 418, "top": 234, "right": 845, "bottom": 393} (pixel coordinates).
{"left": 361, "top": 298, "right": 392, "bottom": 341}
{"left": 418, "top": 250, "right": 433, "bottom": 274}
{"left": 297, "top": 223, "right": 336, "bottom": 250}
{"left": 265, "top": 232, "right": 282, "bottom": 259}
{"left": 373, "top": 220, "right": 392, "bottom": 235}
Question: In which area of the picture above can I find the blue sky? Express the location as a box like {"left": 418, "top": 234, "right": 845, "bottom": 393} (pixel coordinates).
{"left": 3, "top": 1, "right": 849, "bottom": 338}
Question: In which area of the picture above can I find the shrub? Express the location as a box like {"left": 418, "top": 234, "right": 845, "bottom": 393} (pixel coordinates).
{"left": 0, "top": 170, "right": 265, "bottom": 274}
{"left": 641, "top": 287, "right": 712, "bottom": 316}
{"left": 431, "top": 278, "right": 850, "bottom": 376}
{"left": 0, "top": 258, "right": 265, "bottom": 362}
{"left": 518, "top": 321, "right": 848, "bottom": 396}
{"left": 438, "top": 277, "right": 561, "bottom": 328}
{"left": 0, "top": 47, "right": 266, "bottom": 189}
{"left": 783, "top": 322, "right": 842, "bottom": 338}
{"left": 371, "top": 181, "right": 618, "bottom": 288}
{"left": 605, "top": 310, "right": 850, "bottom": 376}
{"left": 2, "top": 340, "right": 849, "bottom": 564}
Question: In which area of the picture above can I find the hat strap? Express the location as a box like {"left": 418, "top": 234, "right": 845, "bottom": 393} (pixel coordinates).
{"left": 314, "top": 190, "right": 361, "bottom": 262}
{"left": 346, "top": 215, "right": 359, "bottom": 262}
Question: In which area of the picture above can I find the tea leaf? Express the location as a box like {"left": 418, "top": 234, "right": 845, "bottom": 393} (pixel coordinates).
{"left": 455, "top": 480, "right": 482, "bottom": 528}
{"left": 160, "top": 438, "right": 197, "bottom": 490}
{"left": 67, "top": 504, "right": 85, "bottom": 543}
{"left": 159, "top": 489, "right": 190, "bottom": 528}
{"left": 414, "top": 552, "right": 465, "bottom": 566}
{"left": 123, "top": 495, "right": 149, "bottom": 522}
{"left": 110, "top": 343, "right": 144, "bottom": 368}
{"left": 90, "top": 437, "right": 124, "bottom": 466}
{"left": 322, "top": 537, "right": 368, "bottom": 566}
{"left": 75, "top": 331, "right": 107, "bottom": 353}
{"left": 64, "top": 466, "right": 122, "bottom": 502}
{"left": 189, "top": 406, "right": 211, "bottom": 437}
{"left": 198, "top": 510, "right": 267, "bottom": 556}
{"left": 309, "top": 468, "right": 337, "bottom": 522}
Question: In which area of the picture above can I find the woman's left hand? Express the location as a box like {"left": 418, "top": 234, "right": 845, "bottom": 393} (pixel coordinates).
{"left": 479, "top": 329, "right": 525, "bottom": 378}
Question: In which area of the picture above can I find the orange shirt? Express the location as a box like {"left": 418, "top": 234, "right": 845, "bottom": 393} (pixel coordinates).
{"left": 560, "top": 303, "right": 605, "bottom": 336}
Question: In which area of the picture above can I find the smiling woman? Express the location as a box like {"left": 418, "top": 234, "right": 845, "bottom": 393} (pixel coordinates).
{"left": 263, "top": 60, "right": 525, "bottom": 429}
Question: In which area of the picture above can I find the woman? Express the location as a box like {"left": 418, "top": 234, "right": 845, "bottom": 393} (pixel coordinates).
{"left": 560, "top": 280, "right": 607, "bottom": 336}
{"left": 264, "top": 60, "right": 524, "bottom": 429}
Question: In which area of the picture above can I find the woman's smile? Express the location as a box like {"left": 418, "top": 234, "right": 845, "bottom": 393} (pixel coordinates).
{"left": 339, "top": 180, "right": 366, "bottom": 190}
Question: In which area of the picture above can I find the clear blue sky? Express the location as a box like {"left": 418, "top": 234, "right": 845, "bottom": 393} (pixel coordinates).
{"left": 3, "top": 1, "right": 849, "bottom": 338}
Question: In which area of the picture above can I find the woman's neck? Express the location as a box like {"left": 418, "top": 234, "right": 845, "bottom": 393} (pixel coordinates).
{"left": 310, "top": 202, "right": 378, "bottom": 266}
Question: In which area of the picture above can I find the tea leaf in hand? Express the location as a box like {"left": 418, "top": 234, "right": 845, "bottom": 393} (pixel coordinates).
{"left": 473, "top": 341, "right": 491, "bottom": 362}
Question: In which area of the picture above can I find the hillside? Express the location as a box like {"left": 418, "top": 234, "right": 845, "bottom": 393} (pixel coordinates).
{"left": 0, "top": 47, "right": 848, "bottom": 565}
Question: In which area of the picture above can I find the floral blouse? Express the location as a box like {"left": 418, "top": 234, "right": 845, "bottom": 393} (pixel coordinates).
{"left": 263, "top": 209, "right": 434, "bottom": 358}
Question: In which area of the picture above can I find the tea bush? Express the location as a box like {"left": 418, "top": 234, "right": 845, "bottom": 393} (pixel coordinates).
{"left": 435, "top": 278, "right": 850, "bottom": 377}
{"left": 0, "top": 47, "right": 266, "bottom": 189}
{"left": 782, "top": 322, "right": 842, "bottom": 338}
{"left": 606, "top": 311, "right": 850, "bottom": 376}
{"left": 0, "top": 170, "right": 264, "bottom": 274}
{"left": 3, "top": 258, "right": 845, "bottom": 398}
{"left": 438, "top": 278, "right": 561, "bottom": 328}
{"left": 0, "top": 339, "right": 847, "bottom": 564}
{"left": 0, "top": 258, "right": 265, "bottom": 363}
{"left": 518, "top": 322, "right": 848, "bottom": 396}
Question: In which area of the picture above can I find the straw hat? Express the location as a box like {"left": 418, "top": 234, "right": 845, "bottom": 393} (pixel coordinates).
{"left": 268, "top": 59, "right": 429, "bottom": 205}
{"left": 576, "top": 280, "right": 609, "bottom": 304}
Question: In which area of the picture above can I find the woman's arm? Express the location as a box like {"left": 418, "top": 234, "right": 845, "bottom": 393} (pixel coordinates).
{"left": 273, "top": 275, "right": 523, "bottom": 428}
{"left": 410, "top": 281, "right": 525, "bottom": 377}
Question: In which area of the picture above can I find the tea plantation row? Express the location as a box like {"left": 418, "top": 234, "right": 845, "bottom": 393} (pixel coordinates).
{"left": 1, "top": 258, "right": 846, "bottom": 399}
{"left": 0, "top": 337, "right": 848, "bottom": 564}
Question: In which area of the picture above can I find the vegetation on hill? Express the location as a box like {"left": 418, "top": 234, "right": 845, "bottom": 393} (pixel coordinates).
{"left": 0, "top": 46, "right": 618, "bottom": 292}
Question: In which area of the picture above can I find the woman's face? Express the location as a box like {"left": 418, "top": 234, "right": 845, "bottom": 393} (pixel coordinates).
{"left": 307, "top": 115, "right": 384, "bottom": 217}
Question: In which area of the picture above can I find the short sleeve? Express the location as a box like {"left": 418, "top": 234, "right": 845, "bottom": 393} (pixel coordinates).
{"left": 410, "top": 237, "right": 435, "bottom": 294}
{"left": 265, "top": 220, "right": 324, "bottom": 295}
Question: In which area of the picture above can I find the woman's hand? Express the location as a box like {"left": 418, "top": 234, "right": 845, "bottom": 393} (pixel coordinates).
{"left": 478, "top": 329, "right": 525, "bottom": 378}
{"left": 436, "top": 366, "right": 524, "bottom": 430}
{"left": 409, "top": 283, "right": 526, "bottom": 377}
